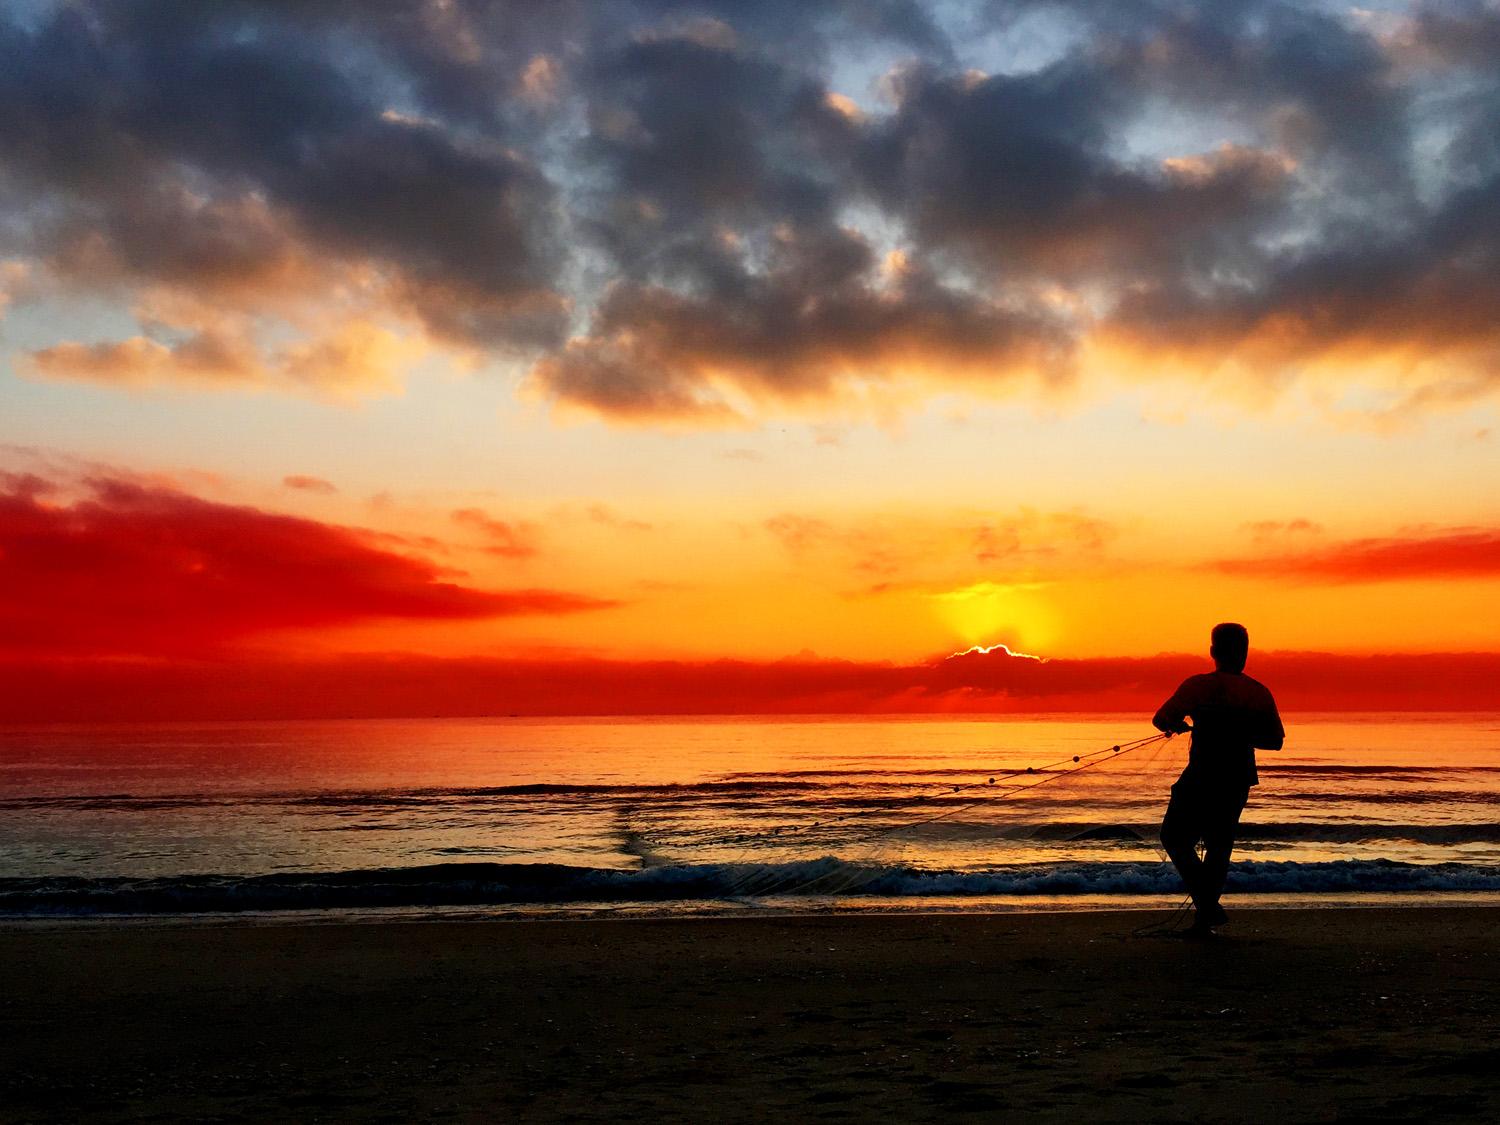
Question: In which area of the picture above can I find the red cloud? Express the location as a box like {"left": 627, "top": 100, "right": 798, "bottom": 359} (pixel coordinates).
{"left": 1218, "top": 528, "right": 1500, "bottom": 583}
{"left": 0, "top": 476, "right": 616, "bottom": 657}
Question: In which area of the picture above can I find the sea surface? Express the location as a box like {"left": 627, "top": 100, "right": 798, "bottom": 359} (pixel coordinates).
{"left": 2, "top": 714, "right": 1498, "bottom": 919}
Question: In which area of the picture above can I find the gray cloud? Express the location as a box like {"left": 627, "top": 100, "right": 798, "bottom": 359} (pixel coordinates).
{"left": 3, "top": 0, "right": 1499, "bottom": 418}
{"left": 854, "top": 61, "right": 1294, "bottom": 279}
{"left": 0, "top": 1, "right": 568, "bottom": 358}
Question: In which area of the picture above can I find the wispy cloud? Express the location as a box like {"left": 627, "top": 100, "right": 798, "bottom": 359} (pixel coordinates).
{"left": 283, "top": 475, "right": 338, "bottom": 494}
{"left": 451, "top": 507, "right": 539, "bottom": 559}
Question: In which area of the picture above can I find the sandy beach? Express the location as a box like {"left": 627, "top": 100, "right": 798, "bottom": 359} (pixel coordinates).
{"left": 3, "top": 907, "right": 1498, "bottom": 1122}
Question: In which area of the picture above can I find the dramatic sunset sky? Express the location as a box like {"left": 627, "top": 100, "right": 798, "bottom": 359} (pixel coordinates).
{"left": 2, "top": 0, "right": 1498, "bottom": 717}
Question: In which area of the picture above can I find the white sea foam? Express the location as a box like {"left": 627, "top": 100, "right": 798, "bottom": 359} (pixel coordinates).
{"left": 4, "top": 857, "right": 1500, "bottom": 916}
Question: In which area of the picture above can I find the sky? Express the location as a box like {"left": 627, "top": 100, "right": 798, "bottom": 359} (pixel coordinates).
{"left": 2, "top": 0, "right": 1499, "bottom": 717}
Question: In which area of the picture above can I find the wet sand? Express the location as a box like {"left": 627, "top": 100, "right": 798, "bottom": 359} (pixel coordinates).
{"left": 3, "top": 907, "right": 1499, "bottom": 1122}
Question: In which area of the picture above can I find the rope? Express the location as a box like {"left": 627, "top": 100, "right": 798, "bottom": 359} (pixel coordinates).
{"left": 864, "top": 732, "right": 1172, "bottom": 844}
{"left": 731, "top": 730, "right": 1178, "bottom": 900}
{"left": 1132, "top": 896, "right": 1195, "bottom": 938}
{"left": 625, "top": 727, "right": 1206, "bottom": 915}
{"left": 648, "top": 731, "right": 1174, "bottom": 852}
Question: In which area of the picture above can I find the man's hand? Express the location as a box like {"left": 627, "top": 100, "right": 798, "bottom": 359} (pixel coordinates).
{"left": 1153, "top": 679, "right": 1196, "bottom": 736}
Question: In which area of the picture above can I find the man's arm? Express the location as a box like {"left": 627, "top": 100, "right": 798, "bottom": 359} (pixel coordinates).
{"left": 1254, "top": 694, "right": 1285, "bottom": 750}
{"left": 1153, "top": 678, "right": 1196, "bottom": 734}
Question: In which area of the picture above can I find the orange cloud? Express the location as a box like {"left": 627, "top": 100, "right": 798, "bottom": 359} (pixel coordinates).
{"left": 26, "top": 312, "right": 422, "bottom": 402}
{"left": 283, "top": 475, "right": 339, "bottom": 494}
{"left": 28, "top": 332, "right": 260, "bottom": 387}
{"left": 568, "top": 503, "right": 654, "bottom": 532}
{"left": 451, "top": 508, "right": 537, "bottom": 559}
{"left": 763, "top": 508, "right": 1115, "bottom": 585}
{"left": 1242, "top": 518, "right": 1322, "bottom": 542}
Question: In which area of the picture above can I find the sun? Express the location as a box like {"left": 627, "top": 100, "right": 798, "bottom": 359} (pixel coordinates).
{"left": 928, "top": 581, "right": 1059, "bottom": 653}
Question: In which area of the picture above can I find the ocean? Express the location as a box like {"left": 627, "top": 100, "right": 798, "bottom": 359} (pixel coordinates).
{"left": 3, "top": 714, "right": 1498, "bottom": 919}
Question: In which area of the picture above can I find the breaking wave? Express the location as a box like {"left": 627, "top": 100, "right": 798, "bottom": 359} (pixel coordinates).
{"left": 4, "top": 857, "right": 1500, "bottom": 917}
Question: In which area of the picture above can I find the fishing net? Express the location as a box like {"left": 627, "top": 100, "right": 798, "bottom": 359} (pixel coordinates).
{"left": 623, "top": 729, "right": 1186, "bottom": 902}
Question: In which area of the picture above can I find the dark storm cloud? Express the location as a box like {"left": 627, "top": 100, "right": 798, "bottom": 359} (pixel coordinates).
{"left": 535, "top": 23, "right": 1075, "bottom": 418}
{"left": 531, "top": 235, "right": 1069, "bottom": 421}
{"left": 1100, "top": 166, "right": 1500, "bottom": 404}
{"left": 853, "top": 62, "right": 1294, "bottom": 278}
{"left": 1005, "top": 0, "right": 1500, "bottom": 402}
{"left": 1094, "top": 1, "right": 1408, "bottom": 157}
{"left": 4, "top": 0, "right": 1500, "bottom": 418}
{"left": 0, "top": 1, "right": 568, "bottom": 355}
{"left": 1399, "top": 0, "right": 1500, "bottom": 68}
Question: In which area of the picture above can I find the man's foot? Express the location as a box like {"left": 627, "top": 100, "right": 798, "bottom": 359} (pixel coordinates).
{"left": 1171, "top": 922, "right": 1218, "bottom": 940}
{"left": 1168, "top": 903, "right": 1228, "bottom": 939}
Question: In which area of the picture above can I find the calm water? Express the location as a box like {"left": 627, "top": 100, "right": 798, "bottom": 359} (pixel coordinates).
{"left": 2, "top": 714, "right": 1498, "bottom": 916}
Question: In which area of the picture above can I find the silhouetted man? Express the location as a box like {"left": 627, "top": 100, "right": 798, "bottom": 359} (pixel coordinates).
{"left": 1154, "top": 623, "right": 1283, "bottom": 937}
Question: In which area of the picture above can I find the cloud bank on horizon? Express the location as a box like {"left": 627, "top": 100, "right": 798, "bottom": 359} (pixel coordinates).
{"left": 5, "top": 644, "right": 1497, "bottom": 721}
{"left": 5, "top": 0, "right": 1500, "bottom": 423}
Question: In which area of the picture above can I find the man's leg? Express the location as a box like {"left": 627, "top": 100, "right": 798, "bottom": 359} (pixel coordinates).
{"left": 1159, "top": 789, "right": 1208, "bottom": 909}
{"left": 1197, "top": 789, "right": 1249, "bottom": 915}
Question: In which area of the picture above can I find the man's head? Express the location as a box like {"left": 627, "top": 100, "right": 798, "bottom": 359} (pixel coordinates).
{"left": 1210, "top": 622, "right": 1250, "bottom": 672}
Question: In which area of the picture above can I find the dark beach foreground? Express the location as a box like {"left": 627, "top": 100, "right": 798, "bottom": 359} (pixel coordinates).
{"left": 3, "top": 908, "right": 1498, "bottom": 1123}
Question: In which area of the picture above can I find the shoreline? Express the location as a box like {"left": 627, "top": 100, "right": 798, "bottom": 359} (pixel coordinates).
{"left": 5, "top": 906, "right": 1498, "bottom": 1121}
{"left": 7, "top": 889, "right": 1500, "bottom": 931}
